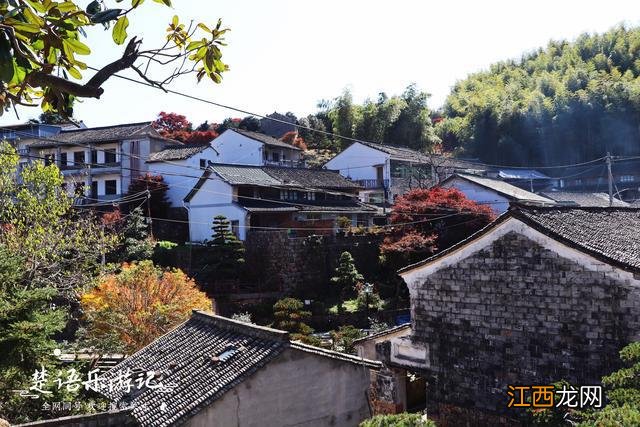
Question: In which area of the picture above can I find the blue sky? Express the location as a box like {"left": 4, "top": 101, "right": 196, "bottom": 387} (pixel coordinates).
{"left": 3, "top": 0, "right": 640, "bottom": 127}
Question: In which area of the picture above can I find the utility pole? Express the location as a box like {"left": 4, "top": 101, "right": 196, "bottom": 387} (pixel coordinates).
{"left": 606, "top": 152, "right": 613, "bottom": 207}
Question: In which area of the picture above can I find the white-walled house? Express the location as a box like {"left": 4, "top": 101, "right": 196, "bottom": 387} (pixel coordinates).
{"left": 211, "top": 128, "right": 303, "bottom": 167}
{"left": 25, "top": 122, "right": 172, "bottom": 202}
{"left": 146, "top": 144, "right": 220, "bottom": 206}
{"left": 324, "top": 141, "right": 482, "bottom": 204}
{"left": 184, "top": 164, "right": 376, "bottom": 241}
{"left": 439, "top": 173, "right": 555, "bottom": 214}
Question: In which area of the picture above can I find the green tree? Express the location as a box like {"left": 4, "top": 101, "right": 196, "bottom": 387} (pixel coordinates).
{"left": 0, "top": 0, "right": 229, "bottom": 116}
{"left": 331, "top": 251, "right": 364, "bottom": 302}
{"left": 440, "top": 25, "right": 640, "bottom": 165}
{"left": 272, "top": 297, "right": 315, "bottom": 342}
{"left": 330, "top": 325, "right": 363, "bottom": 354}
{"left": 0, "top": 143, "right": 113, "bottom": 422}
{"left": 577, "top": 342, "right": 640, "bottom": 426}
{"left": 120, "top": 207, "right": 154, "bottom": 262}
{"left": 205, "top": 215, "right": 245, "bottom": 278}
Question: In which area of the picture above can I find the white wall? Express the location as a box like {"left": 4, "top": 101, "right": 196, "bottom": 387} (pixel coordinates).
{"left": 440, "top": 176, "right": 510, "bottom": 214}
{"left": 210, "top": 130, "right": 264, "bottom": 165}
{"left": 187, "top": 176, "right": 248, "bottom": 241}
{"left": 325, "top": 142, "right": 390, "bottom": 182}
{"left": 147, "top": 147, "right": 219, "bottom": 207}
{"left": 184, "top": 348, "right": 373, "bottom": 427}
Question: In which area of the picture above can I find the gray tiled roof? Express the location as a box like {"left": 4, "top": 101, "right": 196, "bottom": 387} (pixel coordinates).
{"left": 99, "top": 312, "right": 289, "bottom": 427}
{"left": 444, "top": 173, "right": 555, "bottom": 204}
{"left": 147, "top": 144, "right": 211, "bottom": 163}
{"left": 358, "top": 141, "right": 432, "bottom": 163}
{"left": 539, "top": 191, "right": 630, "bottom": 207}
{"left": 264, "top": 167, "right": 361, "bottom": 189}
{"left": 400, "top": 206, "right": 640, "bottom": 274}
{"left": 232, "top": 128, "right": 301, "bottom": 150}
{"left": 236, "top": 198, "right": 376, "bottom": 213}
{"left": 29, "top": 122, "right": 157, "bottom": 147}
{"left": 353, "top": 324, "right": 411, "bottom": 345}
{"left": 514, "top": 207, "right": 640, "bottom": 272}
{"left": 98, "top": 311, "right": 381, "bottom": 427}
{"left": 210, "top": 164, "right": 282, "bottom": 186}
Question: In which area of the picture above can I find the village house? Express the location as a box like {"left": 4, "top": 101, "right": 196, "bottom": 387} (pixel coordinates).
{"left": 18, "top": 122, "right": 176, "bottom": 202}
{"left": 184, "top": 164, "right": 377, "bottom": 241}
{"left": 439, "top": 172, "right": 555, "bottom": 214}
{"left": 210, "top": 128, "right": 304, "bottom": 167}
{"left": 377, "top": 206, "right": 640, "bottom": 415}
{"left": 146, "top": 144, "right": 219, "bottom": 206}
{"left": 556, "top": 158, "right": 640, "bottom": 202}
{"left": 324, "top": 141, "right": 483, "bottom": 204}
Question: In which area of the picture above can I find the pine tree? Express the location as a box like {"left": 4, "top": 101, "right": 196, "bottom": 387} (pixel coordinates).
{"left": 122, "top": 207, "right": 154, "bottom": 262}
{"left": 272, "top": 298, "right": 314, "bottom": 339}
{"left": 331, "top": 251, "right": 364, "bottom": 294}
{"left": 330, "top": 251, "right": 365, "bottom": 312}
{"left": 205, "top": 215, "right": 245, "bottom": 278}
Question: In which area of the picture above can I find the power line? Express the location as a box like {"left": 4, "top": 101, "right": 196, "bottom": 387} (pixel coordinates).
{"left": 86, "top": 66, "right": 616, "bottom": 171}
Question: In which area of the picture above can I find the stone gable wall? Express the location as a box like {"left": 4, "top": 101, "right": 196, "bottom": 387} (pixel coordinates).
{"left": 410, "top": 231, "right": 640, "bottom": 413}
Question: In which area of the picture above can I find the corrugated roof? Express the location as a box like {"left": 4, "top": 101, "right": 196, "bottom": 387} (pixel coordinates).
{"left": 540, "top": 191, "right": 629, "bottom": 207}
{"left": 98, "top": 311, "right": 380, "bottom": 427}
{"left": 497, "top": 169, "right": 550, "bottom": 180}
{"left": 231, "top": 128, "right": 301, "bottom": 150}
{"left": 444, "top": 173, "right": 555, "bottom": 204}
{"left": 147, "top": 144, "right": 212, "bottom": 163}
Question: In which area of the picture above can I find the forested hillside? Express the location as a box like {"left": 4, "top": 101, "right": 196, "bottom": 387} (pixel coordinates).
{"left": 438, "top": 25, "right": 640, "bottom": 165}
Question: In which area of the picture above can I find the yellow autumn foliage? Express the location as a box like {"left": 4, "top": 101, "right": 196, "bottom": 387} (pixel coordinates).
{"left": 81, "top": 260, "right": 211, "bottom": 352}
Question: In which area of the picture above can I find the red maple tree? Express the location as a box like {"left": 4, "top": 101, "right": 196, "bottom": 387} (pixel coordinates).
{"left": 381, "top": 187, "right": 495, "bottom": 266}
{"left": 153, "top": 111, "right": 218, "bottom": 144}
{"left": 280, "top": 131, "right": 308, "bottom": 150}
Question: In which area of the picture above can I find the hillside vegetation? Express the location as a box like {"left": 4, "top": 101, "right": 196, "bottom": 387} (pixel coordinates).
{"left": 439, "top": 25, "right": 640, "bottom": 165}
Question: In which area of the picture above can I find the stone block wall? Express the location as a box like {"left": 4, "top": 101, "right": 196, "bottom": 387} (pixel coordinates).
{"left": 410, "top": 231, "right": 640, "bottom": 413}
{"left": 244, "top": 231, "right": 384, "bottom": 296}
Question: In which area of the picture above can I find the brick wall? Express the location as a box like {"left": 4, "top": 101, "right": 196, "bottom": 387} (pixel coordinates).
{"left": 410, "top": 231, "right": 640, "bottom": 413}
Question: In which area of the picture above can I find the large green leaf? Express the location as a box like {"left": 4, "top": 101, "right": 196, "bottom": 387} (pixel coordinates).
{"left": 112, "top": 15, "right": 129, "bottom": 45}
{"left": 64, "top": 38, "right": 91, "bottom": 55}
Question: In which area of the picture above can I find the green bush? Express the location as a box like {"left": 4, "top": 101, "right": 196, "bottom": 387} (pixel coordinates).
{"left": 360, "top": 413, "right": 436, "bottom": 427}
{"left": 153, "top": 240, "right": 178, "bottom": 266}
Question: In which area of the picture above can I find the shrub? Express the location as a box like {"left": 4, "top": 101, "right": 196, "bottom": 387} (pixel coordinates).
{"left": 360, "top": 413, "right": 436, "bottom": 427}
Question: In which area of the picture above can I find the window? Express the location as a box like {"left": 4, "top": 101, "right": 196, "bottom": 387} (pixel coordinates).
{"left": 104, "top": 149, "right": 116, "bottom": 164}
{"left": 200, "top": 159, "right": 207, "bottom": 169}
{"left": 60, "top": 152, "right": 67, "bottom": 167}
{"left": 280, "top": 190, "right": 298, "bottom": 200}
{"left": 44, "top": 153, "right": 55, "bottom": 166}
{"left": 91, "top": 181, "right": 98, "bottom": 198}
{"left": 230, "top": 220, "right": 240, "bottom": 238}
{"left": 105, "top": 180, "right": 117, "bottom": 195}
{"left": 272, "top": 152, "right": 280, "bottom": 162}
{"left": 90, "top": 149, "right": 98, "bottom": 165}
{"left": 73, "top": 151, "right": 84, "bottom": 166}
{"left": 368, "top": 192, "right": 384, "bottom": 204}
{"left": 306, "top": 192, "right": 316, "bottom": 201}
{"left": 620, "top": 175, "right": 635, "bottom": 183}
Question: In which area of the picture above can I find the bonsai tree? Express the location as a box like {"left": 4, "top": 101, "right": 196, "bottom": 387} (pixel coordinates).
{"left": 331, "top": 251, "right": 364, "bottom": 311}
{"left": 204, "top": 215, "right": 245, "bottom": 279}
{"left": 272, "top": 298, "right": 317, "bottom": 344}
{"left": 331, "top": 325, "right": 363, "bottom": 355}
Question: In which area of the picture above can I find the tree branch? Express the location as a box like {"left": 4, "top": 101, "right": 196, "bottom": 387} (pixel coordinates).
{"left": 27, "top": 37, "right": 143, "bottom": 99}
